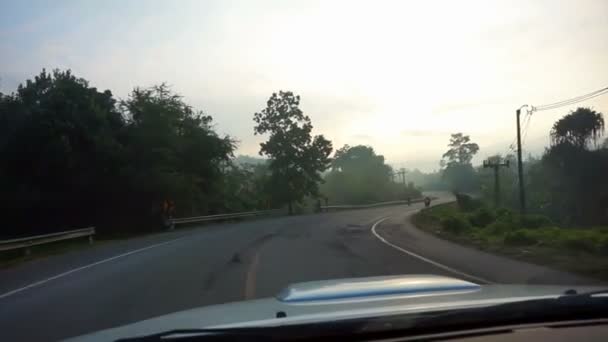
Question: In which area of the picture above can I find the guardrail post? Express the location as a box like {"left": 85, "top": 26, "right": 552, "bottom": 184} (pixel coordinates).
{"left": 1, "top": 227, "right": 97, "bottom": 256}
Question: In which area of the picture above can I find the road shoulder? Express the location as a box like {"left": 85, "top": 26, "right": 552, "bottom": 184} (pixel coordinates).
{"left": 372, "top": 207, "right": 600, "bottom": 285}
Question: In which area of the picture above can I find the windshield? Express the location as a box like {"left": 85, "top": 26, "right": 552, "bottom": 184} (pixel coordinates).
{"left": 1, "top": 1, "right": 607, "bottom": 341}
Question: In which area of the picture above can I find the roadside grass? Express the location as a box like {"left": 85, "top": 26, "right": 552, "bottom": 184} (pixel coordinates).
{"left": 412, "top": 202, "right": 608, "bottom": 280}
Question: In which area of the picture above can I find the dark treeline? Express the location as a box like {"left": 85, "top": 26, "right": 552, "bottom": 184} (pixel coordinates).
{"left": 322, "top": 145, "right": 421, "bottom": 204}
{"left": 0, "top": 70, "right": 238, "bottom": 237}
{"left": 0, "top": 70, "right": 418, "bottom": 238}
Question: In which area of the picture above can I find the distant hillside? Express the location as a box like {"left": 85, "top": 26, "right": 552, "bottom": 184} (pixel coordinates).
{"left": 233, "top": 155, "right": 267, "bottom": 165}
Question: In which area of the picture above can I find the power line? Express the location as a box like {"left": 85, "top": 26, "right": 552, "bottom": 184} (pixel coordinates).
{"left": 535, "top": 86, "right": 608, "bottom": 109}
{"left": 506, "top": 86, "right": 608, "bottom": 154}
{"left": 500, "top": 86, "right": 608, "bottom": 170}
{"left": 534, "top": 91, "right": 608, "bottom": 112}
{"left": 531, "top": 86, "right": 608, "bottom": 112}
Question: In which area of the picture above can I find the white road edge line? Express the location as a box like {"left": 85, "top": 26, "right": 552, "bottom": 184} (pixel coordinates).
{"left": 0, "top": 236, "right": 186, "bottom": 300}
{"left": 371, "top": 216, "right": 493, "bottom": 284}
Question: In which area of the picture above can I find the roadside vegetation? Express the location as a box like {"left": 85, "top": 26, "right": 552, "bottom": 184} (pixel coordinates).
{"left": 322, "top": 145, "right": 421, "bottom": 205}
{"left": 0, "top": 69, "right": 419, "bottom": 239}
{"left": 413, "top": 198, "right": 608, "bottom": 280}
{"left": 412, "top": 106, "right": 608, "bottom": 279}
{"left": 2, "top": 69, "right": 606, "bottom": 283}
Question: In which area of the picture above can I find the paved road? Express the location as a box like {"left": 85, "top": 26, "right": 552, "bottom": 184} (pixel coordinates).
{"left": 0, "top": 194, "right": 598, "bottom": 341}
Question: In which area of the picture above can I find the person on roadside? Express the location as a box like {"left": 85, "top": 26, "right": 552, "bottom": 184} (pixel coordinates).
{"left": 424, "top": 197, "right": 431, "bottom": 208}
{"left": 161, "top": 199, "right": 175, "bottom": 230}
{"left": 167, "top": 200, "right": 176, "bottom": 230}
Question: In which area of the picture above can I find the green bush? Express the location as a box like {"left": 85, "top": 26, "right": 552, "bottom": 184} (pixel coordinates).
{"left": 495, "top": 208, "right": 517, "bottom": 225}
{"left": 486, "top": 220, "right": 513, "bottom": 234}
{"left": 504, "top": 229, "right": 538, "bottom": 246}
{"left": 527, "top": 227, "right": 563, "bottom": 246}
{"left": 519, "top": 214, "right": 553, "bottom": 229}
{"left": 468, "top": 207, "right": 496, "bottom": 228}
{"left": 560, "top": 236, "right": 597, "bottom": 253}
{"left": 441, "top": 214, "right": 471, "bottom": 234}
{"left": 597, "top": 236, "right": 608, "bottom": 255}
{"left": 454, "top": 193, "right": 483, "bottom": 212}
{"left": 483, "top": 209, "right": 518, "bottom": 233}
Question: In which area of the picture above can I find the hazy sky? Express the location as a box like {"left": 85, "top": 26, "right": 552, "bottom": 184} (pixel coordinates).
{"left": 2, "top": 0, "right": 607, "bottom": 171}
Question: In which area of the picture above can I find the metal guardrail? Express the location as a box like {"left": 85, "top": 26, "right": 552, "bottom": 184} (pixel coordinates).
{"left": 171, "top": 209, "right": 283, "bottom": 225}
{"left": 0, "top": 198, "right": 427, "bottom": 256}
{"left": 0, "top": 227, "right": 96, "bottom": 256}
{"left": 321, "top": 198, "right": 425, "bottom": 211}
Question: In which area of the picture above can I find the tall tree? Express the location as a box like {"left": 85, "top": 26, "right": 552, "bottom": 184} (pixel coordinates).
{"left": 441, "top": 133, "right": 480, "bottom": 166}
{"left": 253, "top": 91, "right": 332, "bottom": 214}
{"left": 0, "top": 69, "right": 125, "bottom": 236}
{"left": 550, "top": 107, "right": 605, "bottom": 149}
{"left": 441, "top": 133, "right": 480, "bottom": 192}
{"left": 532, "top": 108, "right": 608, "bottom": 225}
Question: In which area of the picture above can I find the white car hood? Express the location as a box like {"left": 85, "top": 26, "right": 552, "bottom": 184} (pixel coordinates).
{"left": 66, "top": 275, "right": 601, "bottom": 341}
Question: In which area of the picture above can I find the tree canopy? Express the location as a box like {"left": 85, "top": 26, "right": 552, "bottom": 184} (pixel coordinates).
{"left": 253, "top": 91, "right": 333, "bottom": 214}
{"left": 322, "top": 145, "right": 420, "bottom": 204}
{"left": 550, "top": 107, "right": 605, "bottom": 149}
{"left": 0, "top": 70, "right": 236, "bottom": 237}
{"left": 441, "top": 133, "right": 480, "bottom": 192}
{"left": 2, "top": 70, "right": 606, "bottom": 238}
{"left": 441, "top": 133, "right": 480, "bottom": 166}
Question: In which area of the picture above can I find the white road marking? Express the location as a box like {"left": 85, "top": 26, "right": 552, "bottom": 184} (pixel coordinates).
{"left": 0, "top": 236, "right": 186, "bottom": 300}
{"left": 371, "top": 217, "right": 493, "bottom": 284}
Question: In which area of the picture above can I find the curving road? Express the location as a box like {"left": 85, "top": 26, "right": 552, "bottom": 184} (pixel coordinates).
{"left": 0, "top": 193, "right": 597, "bottom": 341}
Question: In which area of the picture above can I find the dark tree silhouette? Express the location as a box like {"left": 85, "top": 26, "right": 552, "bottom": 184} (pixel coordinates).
{"left": 253, "top": 91, "right": 333, "bottom": 214}
{"left": 550, "top": 107, "right": 605, "bottom": 149}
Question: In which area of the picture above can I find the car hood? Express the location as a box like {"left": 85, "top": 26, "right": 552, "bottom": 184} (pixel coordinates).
{"left": 66, "top": 274, "right": 603, "bottom": 341}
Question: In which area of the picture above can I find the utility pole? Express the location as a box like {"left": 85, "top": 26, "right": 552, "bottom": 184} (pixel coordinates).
{"left": 516, "top": 107, "right": 526, "bottom": 215}
{"left": 483, "top": 158, "right": 509, "bottom": 207}
{"left": 394, "top": 169, "right": 406, "bottom": 184}
{"left": 393, "top": 169, "right": 407, "bottom": 199}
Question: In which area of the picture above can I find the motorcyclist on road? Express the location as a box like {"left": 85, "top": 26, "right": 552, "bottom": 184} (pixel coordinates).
{"left": 424, "top": 197, "right": 431, "bottom": 208}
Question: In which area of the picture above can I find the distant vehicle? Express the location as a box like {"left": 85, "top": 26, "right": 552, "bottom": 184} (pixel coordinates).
{"left": 68, "top": 275, "right": 608, "bottom": 341}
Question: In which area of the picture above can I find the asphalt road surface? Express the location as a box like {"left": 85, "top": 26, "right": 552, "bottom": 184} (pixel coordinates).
{"left": 0, "top": 193, "right": 598, "bottom": 341}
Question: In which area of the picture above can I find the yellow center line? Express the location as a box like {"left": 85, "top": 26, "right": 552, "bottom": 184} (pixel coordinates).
{"left": 244, "top": 250, "right": 261, "bottom": 300}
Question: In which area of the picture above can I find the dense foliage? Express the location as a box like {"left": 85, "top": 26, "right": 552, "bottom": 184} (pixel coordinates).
{"left": 441, "top": 133, "right": 480, "bottom": 192}
{"left": 414, "top": 202, "right": 608, "bottom": 279}
{"left": 2, "top": 69, "right": 605, "bottom": 238}
{"left": 253, "top": 91, "right": 333, "bottom": 214}
{"left": 490, "top": 108, "right": 608, "bottom": 226}
{"left": 0, "top": 70, "right": 237, "bottom": 237}
{"left": 435, "top": 107, "right": 607, "bottom": 227}
{"left": 322, "top": 145, "right": 421, "bottom": 204}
